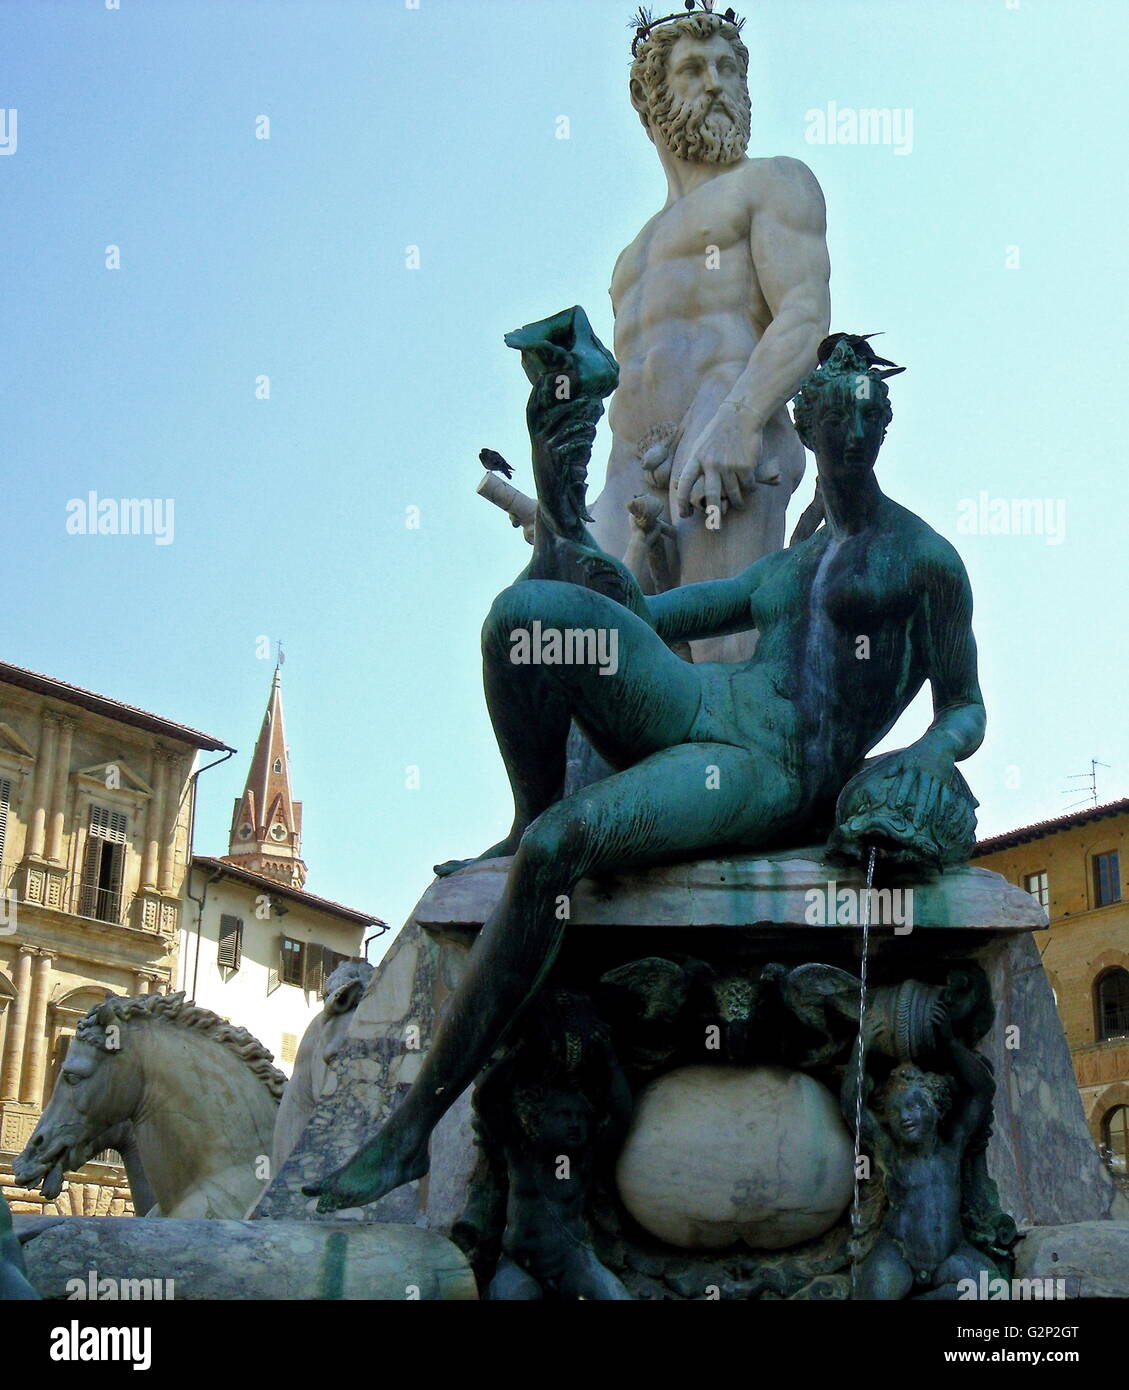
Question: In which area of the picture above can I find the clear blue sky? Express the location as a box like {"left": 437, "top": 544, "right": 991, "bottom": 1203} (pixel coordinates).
{"left": 3, "top": 0, "right": 1126, "bottom": 954}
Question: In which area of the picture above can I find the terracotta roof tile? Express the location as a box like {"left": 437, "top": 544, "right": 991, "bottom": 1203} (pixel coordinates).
{"left": 0, "top": 660, "right": 232, "bottom": 751}
{"left": 973, "top": 798, "right": 1129, "bottom": 856}
{"left": 193, "top": 854, "right": 387, "bottom": 930}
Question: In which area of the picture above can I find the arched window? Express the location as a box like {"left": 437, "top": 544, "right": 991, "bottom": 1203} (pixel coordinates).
{"left": 1103, "top": 1105, "right": 1129, "bottom": 1175}
{"left": 1096, "top": 968, "right": 1129, "bottom": 1041}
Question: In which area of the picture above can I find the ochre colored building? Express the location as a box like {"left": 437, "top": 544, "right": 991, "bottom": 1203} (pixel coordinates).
{"left": 0, "top": 661, "right": 232, "bottom": 1216}
{"left": 972, "top": 800, "right": 1129, "bottom": 1188}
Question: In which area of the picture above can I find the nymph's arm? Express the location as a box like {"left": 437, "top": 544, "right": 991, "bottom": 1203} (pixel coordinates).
{"left": 528, "top": 537, "right": 768, "bottom": 644}
{"left": 829, "top": 546, "right": 986, "bottom": 871}
{"left": 913, "top": 555, "right": 986, "bottom": 768}
{"left": 645, "top": 560, "right": 772, "bottom": 644}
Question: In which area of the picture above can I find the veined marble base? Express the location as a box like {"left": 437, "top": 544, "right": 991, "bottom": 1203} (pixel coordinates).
{"left": 17, "top": 1216, "right": 475, "bottom": 1301}
{"left": 413, "top": 849, "right": 1047, "bottom": 935}
{"left": 254, "top": 851, "right": 1126, "bottom": 1242}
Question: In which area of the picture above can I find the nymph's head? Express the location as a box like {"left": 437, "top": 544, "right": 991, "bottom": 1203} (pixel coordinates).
{"left": 791, "top": 335, "right": 901, "bottom": 470}
{"left": 879, "top": 1064, "right": 952, "bottom": 1150}
{"left": 630, "top": 9, "right": 752, "bottom": 164}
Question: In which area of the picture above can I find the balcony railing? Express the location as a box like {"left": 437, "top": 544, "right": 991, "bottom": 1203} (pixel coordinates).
{"left": 1100, "top": 1005, "right": 1129, "bottom": 1041}
{"left": 79, "top": 885, "right": 123, "bottom": 924}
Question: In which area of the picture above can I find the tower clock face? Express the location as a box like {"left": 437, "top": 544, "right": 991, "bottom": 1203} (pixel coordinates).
{"left": 270, "top": 823, "right": 287, "bottom": 841}
{"left": 239, "top": 823, "right": 253, "bottom": 840}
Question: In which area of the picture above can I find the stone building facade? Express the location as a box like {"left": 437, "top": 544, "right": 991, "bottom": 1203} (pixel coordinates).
{"left": 972, "top": 799, "right": 1129, "bottom": 1191}
{"left": 0, "top": 661, "right": 231, "bottom": 1214}
{"left": 181, "top": 856, "right": 378, "bottom": 1075}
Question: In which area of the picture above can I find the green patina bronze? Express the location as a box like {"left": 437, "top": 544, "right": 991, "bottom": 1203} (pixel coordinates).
{"left": 468, "top": 989, "right": 632, "bottom": 1301}
{"left": 0, "top": 1191, "right": 38, "bottom": 1301}
{"left": 842, "top": 1013, "right": 1009, "bottom": 1300}
{"left": 306, "top": 308, "right": 986, "bottom": 1213}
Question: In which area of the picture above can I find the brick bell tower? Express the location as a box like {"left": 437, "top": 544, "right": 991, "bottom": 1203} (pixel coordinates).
{"left": 223, "top": 664, "right": 307, "bottom": 888}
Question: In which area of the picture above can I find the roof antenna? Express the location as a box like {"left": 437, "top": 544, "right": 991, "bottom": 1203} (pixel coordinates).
{"left": 1061, "top": 758, "right": 1109, "bottom": 811}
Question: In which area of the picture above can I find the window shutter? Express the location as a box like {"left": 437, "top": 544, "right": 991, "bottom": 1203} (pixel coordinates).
{"left": 82, "top": 804, "right": 128, "bottom": 921}
{"left": 217, "top": 915, "right": 243, "bottom": 971}
{"left": 0, "top": 777, "right": 11, "bottom": 872}
{"left": 267, "top": 934, "right": 283, "bottom": 996}
{"left": 319, "top": 949, "right": 348, "bottom": 999}
{"left": 304, "top": 943, "right": 326, "bottom": 998}
{"left": 104, "top": 841, "right": 125, "bottom": 922}
{"left": 90, "top": 804, "right": 128, "bottom": 843}
{"left": 290, "top": 939, "right": 305, "bottom": 986}
{"left": 79, "top": 834, "right": 102, "bottom": 918}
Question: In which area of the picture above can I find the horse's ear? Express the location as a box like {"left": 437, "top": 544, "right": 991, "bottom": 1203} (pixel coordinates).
{"left": 93, "top": 1000, "right": 118, "bottom": 1028}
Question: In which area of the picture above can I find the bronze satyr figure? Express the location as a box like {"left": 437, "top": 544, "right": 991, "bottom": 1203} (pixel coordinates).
{"left": 843, "top": 1013, "right": 1005, "bottom": 1299}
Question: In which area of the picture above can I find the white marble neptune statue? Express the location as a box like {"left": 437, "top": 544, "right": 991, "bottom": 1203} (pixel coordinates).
{"left": 590, "top": 4, "right": 832, "bottom": 661}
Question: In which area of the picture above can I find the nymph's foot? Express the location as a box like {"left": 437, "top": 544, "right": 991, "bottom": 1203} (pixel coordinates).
{"left": 433, "top": 834, "right": 520, "bottom": 878}
{"left": 302, "top": 1131, "right": 430, "bottom": 1212}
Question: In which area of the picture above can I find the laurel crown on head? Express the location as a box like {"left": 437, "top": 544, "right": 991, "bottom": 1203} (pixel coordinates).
{"left": 629, "top": 1, "right": 746, "bottom": 58}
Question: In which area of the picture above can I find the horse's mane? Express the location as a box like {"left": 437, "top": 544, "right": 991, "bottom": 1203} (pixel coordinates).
{"left": 75, "top": 991, "right": 287, "bottom": 1101}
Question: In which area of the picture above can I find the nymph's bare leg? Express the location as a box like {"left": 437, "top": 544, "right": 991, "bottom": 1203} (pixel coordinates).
{"left": 436, "top": 578, "right": 702, "bottom": 874}
{"left": 308, "top": 733, "right": 793, "bottom": 1211}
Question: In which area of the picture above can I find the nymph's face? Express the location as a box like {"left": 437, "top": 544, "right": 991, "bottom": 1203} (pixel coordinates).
{"left": 890, "top": 1085, "right": 939, "bottom": 1148}
{"left": 810, "top": 380, "right": 886, "bottom": 471}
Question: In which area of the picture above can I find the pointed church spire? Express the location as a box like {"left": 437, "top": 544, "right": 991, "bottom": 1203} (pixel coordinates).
{"left": 224, "top": 663, "right": 307, "bottom": 888}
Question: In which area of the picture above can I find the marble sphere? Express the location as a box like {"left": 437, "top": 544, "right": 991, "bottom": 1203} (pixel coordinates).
{"left": 615, "top": 1064, "right": 854, "bottom": 1250}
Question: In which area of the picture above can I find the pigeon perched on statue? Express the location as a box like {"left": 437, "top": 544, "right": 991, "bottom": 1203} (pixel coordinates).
{"left": 480, "top": 448, "right": 513, "bottom": 480}
{"left": 816, "top": 332, "right": 905, "bottom": 380}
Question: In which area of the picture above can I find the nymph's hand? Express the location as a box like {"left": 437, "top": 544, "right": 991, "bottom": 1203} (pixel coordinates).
{"left": 676, "top": 404, "right": 765, "bottom": 518}
{"left": 828, "top": 749, "right": 978, "bottom": 873}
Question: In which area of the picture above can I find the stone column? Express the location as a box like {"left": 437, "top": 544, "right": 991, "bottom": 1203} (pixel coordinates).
{"left": 45, "top": 717, "right": 75, "bottom": 864}
{"left": 21, "top": 950, "right": 56, "bottom": 1106}
{"left": 132, "top": 971, "right": 153, "bottom": 996}
{"left": 0, "top": 998, "right": 9, "bottom": 1086}
{"left": 26, "top": 712, "right": 59, "bottom": 860}
{"left": 142, "top": 751, "right": 167, "bottom": 890}
{"left": 0, "top": 947, "right": 34, "bottom": 1101}
{"left": 157, "top": 755, "right": 180, "bottom": 896}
